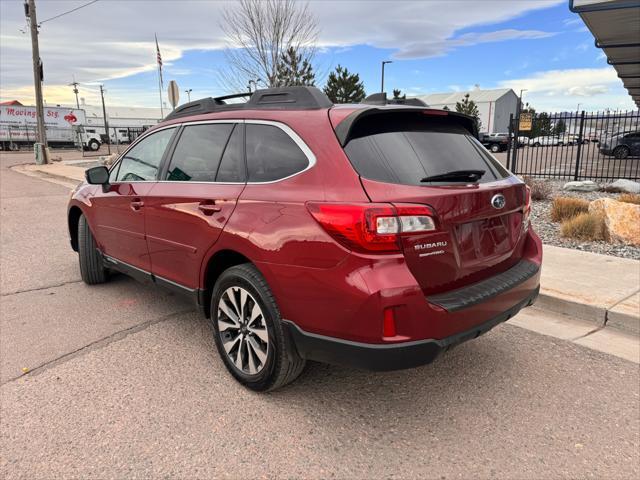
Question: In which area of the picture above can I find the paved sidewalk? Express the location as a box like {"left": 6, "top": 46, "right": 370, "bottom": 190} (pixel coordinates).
{"left": 539, "top": 245, "right": 640, "bottom": 334}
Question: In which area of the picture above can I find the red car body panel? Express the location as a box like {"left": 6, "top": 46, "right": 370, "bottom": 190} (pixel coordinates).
{"left": 68, "top": 93, "right": 542, "bottom": 370}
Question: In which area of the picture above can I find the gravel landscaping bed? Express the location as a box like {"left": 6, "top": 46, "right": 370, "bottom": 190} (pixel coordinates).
{"left": 529, "top": 180, "right": 640, "bottom": 260}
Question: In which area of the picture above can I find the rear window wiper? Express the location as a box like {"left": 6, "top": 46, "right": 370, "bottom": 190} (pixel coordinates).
{"left": 420, "top": 169, "right": 486, "bottom": 183}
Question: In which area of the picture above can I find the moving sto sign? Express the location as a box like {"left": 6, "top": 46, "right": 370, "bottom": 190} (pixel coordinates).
{"left": 0, "top": 106, "right": 87, "bottom": 128}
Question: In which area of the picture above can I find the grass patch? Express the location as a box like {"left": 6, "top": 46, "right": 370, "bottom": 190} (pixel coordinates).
{"left": 551, "top": 197, "right": 590, "bottom": 222}
{"left": 560, "top": 213, "right": 607, "bottom": 241}
{"left": 523, "top": 176, "right": 552, "bottom": 201}
{"left": 618, "top": 193, "right": 640, "bottom": 205}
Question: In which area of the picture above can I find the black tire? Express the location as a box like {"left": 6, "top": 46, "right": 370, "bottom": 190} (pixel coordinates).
{"left": 490, "top": 144, "right": 500, "bottom": 153}
{"left": 210, "top": 264, "right": 305, "bottom": 392}
{"left": 78, "top": 214, "right": 108, "bottom": 285}
{"left": 533, "top": 142, "right": 541, "bottom": 147}
{"left": 613, "top": 146, "right": 630, "bottom": 159}
{"left": 88, "top": 139, "right": 100, "bottom": 151}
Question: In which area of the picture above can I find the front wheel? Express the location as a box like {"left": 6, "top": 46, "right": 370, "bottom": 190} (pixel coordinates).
{"left": 613, "top": 146, "right": 630, "bottom": 159}
{"left": 533, "top": 142, "right": 541, "bottom": 147}
{"left": 88, "top": 139, "right": 100, "bottom": 151}
{"left": 211, "top": 264, "right": 305, "bottom": 392}
{"left": 78, "top": 214, "right": 108, "bottom": 284}
{"left": 490, "top": 144, "right": 500, "bottom": 153}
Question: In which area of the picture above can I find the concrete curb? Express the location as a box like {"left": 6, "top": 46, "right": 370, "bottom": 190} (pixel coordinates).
{"left": 537, "top": 290, "right": 639, "bottom": 335}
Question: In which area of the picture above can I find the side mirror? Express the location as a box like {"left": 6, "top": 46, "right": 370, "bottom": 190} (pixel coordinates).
{"left": 85, "top": 166, "right": 109, "bottom": 185}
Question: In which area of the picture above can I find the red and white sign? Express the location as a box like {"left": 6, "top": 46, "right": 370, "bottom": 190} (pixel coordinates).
{"left": 0, "top": 106, "right": 87, "bottom": 128}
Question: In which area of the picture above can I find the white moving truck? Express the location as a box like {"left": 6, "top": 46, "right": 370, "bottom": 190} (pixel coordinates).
{"left": 0, "top": 105, "right": 102, "bottom": 151}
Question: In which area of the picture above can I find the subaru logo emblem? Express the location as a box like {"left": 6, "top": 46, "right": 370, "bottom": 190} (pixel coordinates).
{"left": 491, "top": 194, "right": 506, "bottom": 209}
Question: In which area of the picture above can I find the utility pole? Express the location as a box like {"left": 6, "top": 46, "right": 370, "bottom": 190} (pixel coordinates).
{"left": 25, "top": 0, "right": 47, "bottom": 150}
{"left": 99, "top": 85, "right": 110, "bottom": 155}
{"left": 381, "top": 60, "right": 392, "bottom": 94}
{"left": 69, "top": 80, "right": 80, "bottom": 109}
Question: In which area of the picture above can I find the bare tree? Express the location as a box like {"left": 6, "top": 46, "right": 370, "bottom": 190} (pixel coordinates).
{"left": 220, "top": 0, "right": 319, "bottom": 90}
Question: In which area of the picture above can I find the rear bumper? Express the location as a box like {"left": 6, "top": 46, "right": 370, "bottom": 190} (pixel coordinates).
{"left": 284, "top": 285, "right": 539, "bottom": 371}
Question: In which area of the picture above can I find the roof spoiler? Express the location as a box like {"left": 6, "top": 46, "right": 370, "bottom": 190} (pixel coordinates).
{"left": 165, "top": 86, "right": 333, "bottom": 121}
{"left": 334, "top": 107, "right": 478, "bottom": 147}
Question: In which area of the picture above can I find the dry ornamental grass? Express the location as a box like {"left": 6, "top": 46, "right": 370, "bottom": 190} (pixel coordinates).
{"left": 618, "top": 193, "right": 640, "bottom": 205}
{"left": 523, "top": 176, "right": 552, "bottom": 201}
{"left": 551, "top": 197, "right": 590, "bottom": 222}
{"left": 560, "top": 213, "right": 607, "bottom": 241}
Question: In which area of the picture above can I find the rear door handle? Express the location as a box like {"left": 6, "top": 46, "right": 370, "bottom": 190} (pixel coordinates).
{"left": 198, "top": 201, "right": 222, "bottom": 215}
{"left": 130, "top": 199, "right": 144, "bottom": 211}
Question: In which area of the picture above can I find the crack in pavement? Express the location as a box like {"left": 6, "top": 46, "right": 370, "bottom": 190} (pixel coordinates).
{"left": 1, "top": 279, "right": 83, "bottom": 297}
{"left": 1, "top": 308, "right": 195, "bottom": 386}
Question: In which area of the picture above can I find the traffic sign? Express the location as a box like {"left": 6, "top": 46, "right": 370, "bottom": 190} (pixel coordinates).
{"left": 168, "top": 80, "right": 179, "bottom": 109}
{"left": 519, "top": 112, "right": 532, "bottom": 131}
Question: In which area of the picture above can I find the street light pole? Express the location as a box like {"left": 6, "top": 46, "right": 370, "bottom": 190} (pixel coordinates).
{"left": 99, "top": 85, "right": 110, "bottom": 155}
{"left": 185, "top": 89, "right": 192, "bottom": 102}
{"left": 381, "top": 60, "right": 392, "bottom": 93}
{"left": 25, "top": 0, "right": 47, "bottom": 148}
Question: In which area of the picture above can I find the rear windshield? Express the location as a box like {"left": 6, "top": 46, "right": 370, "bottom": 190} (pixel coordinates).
{"left": 343, "top": 113, "right": 509, "bottom": 185}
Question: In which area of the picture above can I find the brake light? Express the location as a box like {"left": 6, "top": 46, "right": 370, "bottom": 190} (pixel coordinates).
{"left": 306, "top": 202, "right": 436, "bottom": 254}
{"left": 523, "top": 185, "right": 532, "bottom": 232}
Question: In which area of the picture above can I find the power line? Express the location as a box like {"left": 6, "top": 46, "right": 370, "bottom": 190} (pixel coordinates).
{"left": 38, "top": 0, "right": 100, "bottom": 26}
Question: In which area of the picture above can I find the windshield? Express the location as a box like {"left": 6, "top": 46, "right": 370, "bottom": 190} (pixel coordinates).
{"left": 343, "top": 113, "right": 509, "bottom": 186}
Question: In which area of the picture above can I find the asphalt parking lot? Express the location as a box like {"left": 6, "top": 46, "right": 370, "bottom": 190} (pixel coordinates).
{"left": 1, "top": 151, "right": 638, "bottom": 479}
{"left": 493, "top": 143, "right": 639, "bottom": 180}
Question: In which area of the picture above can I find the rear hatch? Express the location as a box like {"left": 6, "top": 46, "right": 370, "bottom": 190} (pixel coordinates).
{"left": 334, "top": 108, "right": 528, "bottom": 295}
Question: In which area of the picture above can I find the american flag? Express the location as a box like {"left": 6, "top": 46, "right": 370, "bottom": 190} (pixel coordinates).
{"left": 155, "top": 33, "right": 163, "bottom": 88}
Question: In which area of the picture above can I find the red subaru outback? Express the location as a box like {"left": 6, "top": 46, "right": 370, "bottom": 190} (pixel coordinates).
{"left": 68, "top": 87, "right": 541, "bottom": 391}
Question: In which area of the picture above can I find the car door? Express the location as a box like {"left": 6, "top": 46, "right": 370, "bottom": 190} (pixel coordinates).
{"left": 144, "top": 122, "right": 246, "bottom": 289}
{"left": 625, "top": 133, "right": 640, "bottom": 155}
{"left": 90, "top": 126, "right": 177, "bottom": 273}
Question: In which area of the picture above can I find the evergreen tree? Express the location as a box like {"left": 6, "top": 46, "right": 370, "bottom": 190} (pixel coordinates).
{"left": 274, "top": 46, "right": 315, "bottom": 87}
{"left": 553, "top": 119, "right": 567, "bottom": 135}
{"left": 442, "top": 105, "right": 450, "bottom": 111}
{"left": 455, "top": 93, "right": 482, "bottom": 130}
{"left": 323, "top": 65, "right": 366, "bottom": 103}
{"left": 535, "top": 112, "right": 552, "bottom": 136}
{"left": 392, "top": 88, "right": 406, "bottom": 100}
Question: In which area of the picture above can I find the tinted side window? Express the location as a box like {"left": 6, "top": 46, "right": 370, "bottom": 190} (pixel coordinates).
{"left": 216, "top": 124, "right": 245, "bottom": 182}
{"left": 166, "top": 124, "right": 234, "bottom": 182}
{"left": 116, "top": 128, "right": 175, "bottom": 182}
{"left": 245, "top": 124, "right": 309, "bottom": 182}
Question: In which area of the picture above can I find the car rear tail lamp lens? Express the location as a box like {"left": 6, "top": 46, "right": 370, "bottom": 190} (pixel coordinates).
{"left": 306, "top": 202, "right": 436, "bottom": 254}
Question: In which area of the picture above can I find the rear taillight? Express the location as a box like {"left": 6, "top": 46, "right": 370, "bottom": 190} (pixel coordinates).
{"left": 306, "top": 202, "right": 436, "bottom": 254}
{"left": 523, "top": 185, "right": 531, "bottom": 232}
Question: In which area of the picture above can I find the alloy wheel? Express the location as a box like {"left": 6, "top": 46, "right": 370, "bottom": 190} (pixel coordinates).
{"left": 217, "top": 286, "right": 270, "bottom": 375}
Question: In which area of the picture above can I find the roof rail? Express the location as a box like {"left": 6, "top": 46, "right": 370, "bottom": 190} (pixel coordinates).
{"left": 362, "top": 92, "right": 429, "bottom": 107}
{"left": 164, "top": 86, "right": 333, "bottom": 121}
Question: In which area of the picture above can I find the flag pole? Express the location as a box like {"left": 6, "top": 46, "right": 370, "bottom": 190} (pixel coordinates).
{"left": 157, "top": 67, "right": 164, "bottom": 118}
{"left": 155, "top": 33, "right": 164, "bottom": 117}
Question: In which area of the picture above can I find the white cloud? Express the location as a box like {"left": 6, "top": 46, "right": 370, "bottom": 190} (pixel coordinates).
{"left": 0, "top": 0, "right": 563, "bottom": 105}
{"left": 499, "top": 67, "right": 636, "bottom": 111}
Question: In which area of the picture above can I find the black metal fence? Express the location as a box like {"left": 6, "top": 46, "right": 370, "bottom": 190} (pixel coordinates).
{"left": 506, "top": 110, "right": 640, "bottom": 181}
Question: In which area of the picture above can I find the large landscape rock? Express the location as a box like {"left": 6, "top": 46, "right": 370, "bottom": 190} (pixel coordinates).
{"left": 563, "top": 180, "right": 599, "bottom": 192}
{"left": 589, "top": 198, "right": 640, "bottom": 246}
{"left": 609, "top": 179, "right": 640, "bottom": 194}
